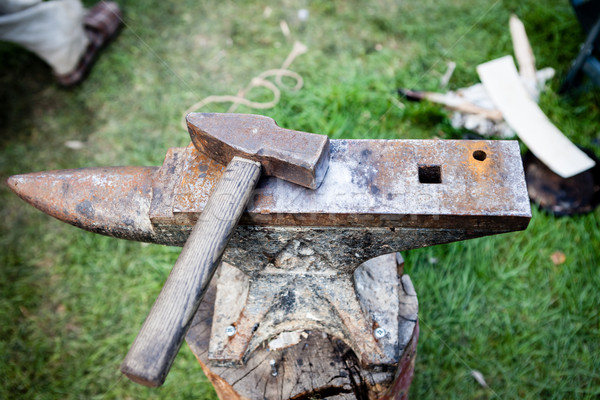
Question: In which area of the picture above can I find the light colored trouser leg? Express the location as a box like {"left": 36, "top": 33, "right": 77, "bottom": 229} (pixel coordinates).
{"left": 0, "top": 0, "right": 43, "bottom": 14}
{"left": 0, "top": 0, "right": 89, "bottom": 75}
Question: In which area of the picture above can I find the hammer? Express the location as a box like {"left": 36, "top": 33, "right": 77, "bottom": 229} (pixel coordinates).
{"left": 121, "top": 113, "right": 330, "bottom": 387}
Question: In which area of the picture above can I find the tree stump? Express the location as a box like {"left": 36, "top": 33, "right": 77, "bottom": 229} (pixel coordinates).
{"left": 186, "top": 253, "right": 419, "bottom": 400}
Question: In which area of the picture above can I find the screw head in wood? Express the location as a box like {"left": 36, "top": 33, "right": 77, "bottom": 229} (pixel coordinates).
{"left": 269, "top": 359, "right": 278, "bottom": 377}
{"left": 374, "top": 327, "right": 386, "bottom": 339}
{"left": 225, "top": 325, "right": 236, "bottom": 336}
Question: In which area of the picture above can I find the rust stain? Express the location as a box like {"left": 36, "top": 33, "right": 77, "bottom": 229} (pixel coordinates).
{"left": 7, "top": 166, "right": 157, "bottom": 242}
{"left": 173, "top": 143, "right": 226, "bottom": 225}
{"left": 460, "top": 140, "right": 495, "bottom": 180}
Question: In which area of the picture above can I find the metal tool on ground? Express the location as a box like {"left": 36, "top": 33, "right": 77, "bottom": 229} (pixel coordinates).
{"left": 8, "top": 130, "right": 531, "bottom": 398}
{"left": 120, "top": 113, "right": 330, "bottom": 387}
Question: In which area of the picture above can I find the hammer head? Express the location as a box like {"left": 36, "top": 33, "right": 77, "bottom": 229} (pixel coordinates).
{"left": 187, "top": 113, "right": 330, "bottom": 189}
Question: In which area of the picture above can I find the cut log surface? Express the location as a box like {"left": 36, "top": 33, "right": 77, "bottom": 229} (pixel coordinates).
{"left": 186, "top": 254, "right": 419, "bottom": 400}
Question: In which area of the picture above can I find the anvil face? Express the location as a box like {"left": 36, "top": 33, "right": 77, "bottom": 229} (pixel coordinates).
{"left": 164, "top": 139, "right": 530, "bottom": 230}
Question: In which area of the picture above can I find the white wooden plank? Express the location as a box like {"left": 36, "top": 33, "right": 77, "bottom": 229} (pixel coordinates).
{"left": 509, "top": 14, "right": 536, "bottom": 81}
{"left": 477, "top": 56, "right": 595, "bottom": 178}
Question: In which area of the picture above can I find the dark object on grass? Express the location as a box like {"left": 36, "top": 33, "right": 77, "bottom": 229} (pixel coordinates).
{"left": 560, "top": 0, "right": 600, "bottom": 93}
{"left": 0, "top": 1, "right": 122, "bottom": 87}
{"left": 523, "top": 148, "right": 600, "bottom": 215}
{"left": 56, "top": 1, "right": 123, "bottom": 87}
{"left": 398, "top": 88, "right": 426, "bottom": 102}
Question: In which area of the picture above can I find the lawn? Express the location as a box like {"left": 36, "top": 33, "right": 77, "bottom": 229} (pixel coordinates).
{"left": 1, "top": 0, "right": 599, "bottom": 399}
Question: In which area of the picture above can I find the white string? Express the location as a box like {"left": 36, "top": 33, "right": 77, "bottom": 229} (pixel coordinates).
{"left": 181, "top": 41, "right": 308, "bottom": 129}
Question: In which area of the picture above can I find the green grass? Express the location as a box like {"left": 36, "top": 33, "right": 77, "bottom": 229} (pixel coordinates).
{"left": 1, "top": 0, "right": 599, "bottom": 398}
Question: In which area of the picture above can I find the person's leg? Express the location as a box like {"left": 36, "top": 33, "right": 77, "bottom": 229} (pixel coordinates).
{"left": 0, "top": 0, "right": 43, "bottom": 14}
{"left": 0, "top": 0, "right": 89, "bottom": 75}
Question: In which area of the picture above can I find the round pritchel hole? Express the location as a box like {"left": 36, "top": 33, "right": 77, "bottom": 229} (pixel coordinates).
{"left": 473, "top": 150, "right": 487, "bottom": 161}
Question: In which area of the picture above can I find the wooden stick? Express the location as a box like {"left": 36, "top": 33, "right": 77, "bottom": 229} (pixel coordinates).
{"left": 121, "top": 157, "right": 261, "bottom": 387}
{"left": 509, "top": 14, "right": 537, "bottom": 82}
{"left": 399, "top": 88, "right": 503, "bottom": 122}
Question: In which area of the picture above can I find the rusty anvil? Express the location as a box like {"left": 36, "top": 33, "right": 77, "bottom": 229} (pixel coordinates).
{"left": 7, "top": 114, "right": 531, "bottom": 385}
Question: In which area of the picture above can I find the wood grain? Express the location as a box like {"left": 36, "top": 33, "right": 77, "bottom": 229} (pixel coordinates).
{"left": 121, "top": 157, "right": 261, "bottom": 387}
{"left": 186, "top": 255, "right": 419, "bottom": 399}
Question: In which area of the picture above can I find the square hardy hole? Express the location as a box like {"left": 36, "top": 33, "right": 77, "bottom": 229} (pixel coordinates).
{"left": 418, "top": 165, "right": 442, "bottom": 184}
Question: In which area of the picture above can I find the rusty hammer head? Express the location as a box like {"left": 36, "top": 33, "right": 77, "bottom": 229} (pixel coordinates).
{"left": 186, "top": 113, "right": 330, "bottom": 189}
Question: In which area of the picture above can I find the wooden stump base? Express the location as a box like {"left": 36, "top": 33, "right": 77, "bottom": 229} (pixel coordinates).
{"left": 186, "top": 254, "right": 419, "bottom": 399}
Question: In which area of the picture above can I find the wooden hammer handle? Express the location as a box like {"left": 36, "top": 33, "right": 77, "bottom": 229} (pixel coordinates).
{"left": 121, "top": 157, "right": 261, "bottom": 387}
